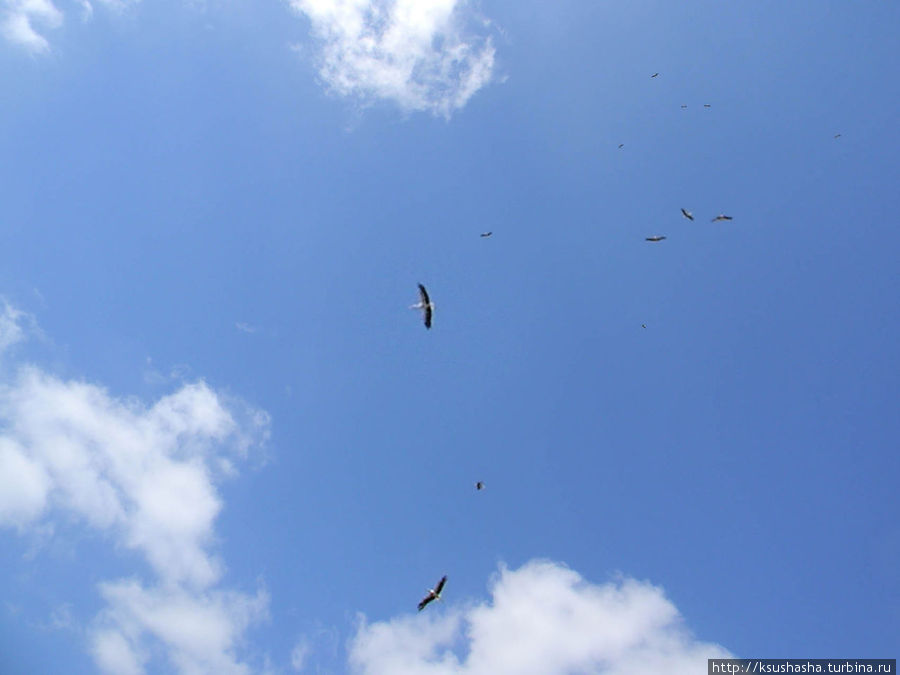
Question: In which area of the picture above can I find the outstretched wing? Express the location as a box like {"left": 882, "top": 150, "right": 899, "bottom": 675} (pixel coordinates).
{"left": 681, "top": 208, "right": 693, "bottom": 221}
{"left": 433, "top": 576, "right": 447, "bottom": 595}
{"left": 423, "top": 305, "right": 432, "bottom": 329}
{"left": 418, "top": 593, "right": 434, "bottom": 611}
{"left": 417, "top": 284, "right": 430, "bottom": 306}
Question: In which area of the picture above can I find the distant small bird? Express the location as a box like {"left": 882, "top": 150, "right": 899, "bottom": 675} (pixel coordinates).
{"left": 651, "top": 73, "right": 659, "bottom": 78}
{"left": 645, "top": 235, "right": 667, "bottom": 242}
{"left": 711, "top": 214, "right": 733, "bottom": 222}
{"left": 418, "top": 575, "right": 447, "bottom": 611}
{"left": 641, "top": 323, "right": 647, "bottom": 329}
{"left": 410, "top": 284, "right": 434, "bottom": 329}
{"left": 618, "top": 143, "right": 625, "bottom": 149}
{"left": 480, "top": 231, "right": 493, "bottom": 238}
{"left": 681, "top": 208, "right": 694, "bottom": 221}
{"left": 475, "top": 481, "right": 485, "bottom": 490}
{"left": 680, "top": 104, "right": 687, "bottom": 109}
{"left": 834, "top": 133, "right": 841, "bottom": 139}
{"left": 704, "top": 104, "right": 711, "bottom": 108}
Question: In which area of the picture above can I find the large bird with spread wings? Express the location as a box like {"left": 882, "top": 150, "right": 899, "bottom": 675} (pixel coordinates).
{"left": 418, "top": 575, "right": 447, "bottom": 611}
{"left": 410, "top": 283, "right": 434, "bottom": 329}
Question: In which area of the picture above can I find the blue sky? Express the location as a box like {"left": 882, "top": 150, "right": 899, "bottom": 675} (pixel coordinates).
{"left": 1, "top": 1, "right": 898, "bottom": 673}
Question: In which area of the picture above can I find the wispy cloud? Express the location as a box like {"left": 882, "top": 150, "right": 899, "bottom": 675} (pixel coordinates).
{"left": 349, "top": 560, "right": 730, "bottom": 675}
{"left": 290, "top": 636, "right": 311, "bottom": 671}
{"left": 1, "top": 0, "right": 63, "bottom": 53}
{"left": 1, "top": 0, "right": 138, "bottom": 51}
{"left": 0, "top": 303, "right": 272, "bottom": 674}
{"left": 289, "top": 0, "right": 497, "bottom": 117}
{"left": 0, "top": 301, "right": 29, "bottom": 353}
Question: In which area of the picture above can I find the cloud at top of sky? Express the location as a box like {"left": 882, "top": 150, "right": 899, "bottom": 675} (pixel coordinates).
{"left": 0, "top": 0, "right": 136, "bottom": 53}
{"left": 3, "top": 0, "right": 498, "bottom": 117}
{"left": 1, "top": 0, "right": 63, "bottom": 53}
{"left": 288, "top": 0, "right": 497, "bottom": 117}
{"left": 0, "top": 302, "right": 272, "bottom": 674}
{"left": 349, "top": 560, "right": 731, "bottom": 675}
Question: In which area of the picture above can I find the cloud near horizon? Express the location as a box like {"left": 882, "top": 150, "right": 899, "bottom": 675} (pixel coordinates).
{"left": 349, "top": 560, "right": 731, "bottom": 675}
{"left": 0, "top": 302, "right": 272, "bottom": 674}
{"left": 289, "top": 0, "right": 496, "bottom": 117}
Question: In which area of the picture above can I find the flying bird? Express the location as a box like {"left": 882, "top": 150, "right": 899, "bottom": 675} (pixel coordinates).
{"left": 418, "top": 575, "right": 447, "bottom": 611}
{"left": 618, "top": 143, "right": 625, "bottom": 149}
{"left": 475, "top": 481, "right": 485, "bottom": 491}
{"left": 641, "top": 324, "right": 647, "bottom": 329}
{"left": 680, "top": 104, "right": 687, "bottom": 109}
{"left": 410, "top": 284, "right": 434, "bottom": 329}
{"left": 704, "top": 104, "right": 711, "bottom": 108}
{"left": 834, "top": 133, "right": 841, "bottom": 139}
{"left": 480, "top": 231, "right": 493, "bottom": 238}
{"left": 645, "top": 236, "right": 667, "bottom": 242}
{"left": 651, "top": 72, "right": 659, "bottom": 78}
{"left": 711, "top": 214, "right": 733, "bottom": 222}
{"left": 681, "top": 208, "right": 694, "bottom": 221}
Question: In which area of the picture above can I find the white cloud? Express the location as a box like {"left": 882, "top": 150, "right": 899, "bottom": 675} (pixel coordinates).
{"left": 92, "top": 627, "right": 146, "bottom": 675}
{"left": 1, "top": 0, "right": 63, "bottom": 53}
{"left": 236, "top": 322, "right": 259, "bottom": 334}
{"left": 349, "top": 560, "right": 731, "bottom": 675}
{"left": 1, "top": 0, "right": 138, "bottom": 51}
{"left": 0, "top": 300, "right": 35, "bottom": 355}
{"left": 290, "top": 636, "right": 311, "bottom": 671}
{"left": 93, "top": 580, "right": 269, "bottom": 675}
{"left": 76, "top": 0, "right": 92, "bottom": 22}
{"left": 0, "top": 367, "right": 262, "bottom": 588}
{"left": 0, "top": 303, "right": 272, "bottom": 674}
{"left": 289, "top": 0, "right": 496, "bottom": 117}
{"left": 0, "top": 438, "right": 50, "bottom": 528}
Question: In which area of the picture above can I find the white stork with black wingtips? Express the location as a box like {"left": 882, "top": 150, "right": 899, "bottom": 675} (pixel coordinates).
{"left": 418, "top": 575, "right": 447, "bottom": 611}
{"left": 410, "top": 283, "right": 434, "bottom": 329}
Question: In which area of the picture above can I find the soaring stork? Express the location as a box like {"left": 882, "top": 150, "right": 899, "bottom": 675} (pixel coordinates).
{"left": 711, "top": 214, "right": 733, "bottom": 222}
{"left": 645, "top": 235, "right": 667, "bottom": 242}
{"left": 410, "top": 284, "right": 434, "bottom": 329}
{"left": 475, "top": 481, "right": 485, "bottom": 491}
{"left": 681, "top": 208, "right": 694, "bottom": 221}
{"left": 480, "top": 231, "right": 493, "bottom": 238}
{"left": 651, "top": 72, "right": 659, "bottom": 78}
{"left": 418, "top": 575, "right": 447, "bottom": 611}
